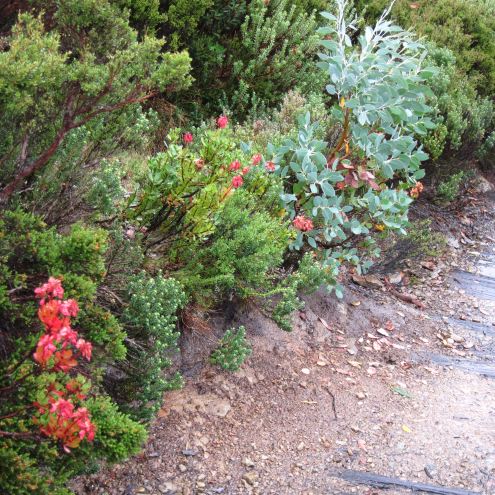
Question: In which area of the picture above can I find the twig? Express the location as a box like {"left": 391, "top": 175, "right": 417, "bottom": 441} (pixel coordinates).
{"left": 325, "top": 386, "right": 338, "bottom": 420}
{"left": 384, "top": 280, "right": 425, "bottom": 309}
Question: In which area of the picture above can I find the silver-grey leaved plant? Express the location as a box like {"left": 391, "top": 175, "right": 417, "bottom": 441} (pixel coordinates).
{"left": 268, "top": 0, "right": 436, "bottom": 297}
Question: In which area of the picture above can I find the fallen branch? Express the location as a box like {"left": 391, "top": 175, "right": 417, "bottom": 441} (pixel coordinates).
{"left": 384, "top": 280, "right": 425, "bottom": 309}
{"left": 335, "top": 469, "right": 481, "bottom": 495}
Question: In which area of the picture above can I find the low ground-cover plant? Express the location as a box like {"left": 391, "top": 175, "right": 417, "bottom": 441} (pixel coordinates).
{"left": 210, "top": 326, "right": 252, "bottom": 371}
{"left": 436, "top": 171, "right": 471, "bottom": 203}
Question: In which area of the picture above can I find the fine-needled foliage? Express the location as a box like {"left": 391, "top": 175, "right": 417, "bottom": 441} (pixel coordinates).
{"left": 210, "top": 326, "right": 252, "bottom": 372}
{"left": 0, "top": 0, "right": 191, "bottom": 202}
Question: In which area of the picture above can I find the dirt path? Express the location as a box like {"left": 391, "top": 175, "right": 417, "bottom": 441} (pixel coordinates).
{"left": 75, "top": 192, "right": 495, "bottom": 495}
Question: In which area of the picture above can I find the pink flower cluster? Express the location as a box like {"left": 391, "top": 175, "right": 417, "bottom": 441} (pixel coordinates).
{"left": 227, "top": 153, "right": 267, "bottom": 189}
{"left": 33, "top": 277, "right": 91, "bottom": 371}
{"left": 183, "top": 132, "right": 193, "bottom": 145}
{"left": 293, "top": 215, "right": 314, "bottom": 232}
{"left": 32, "top": 278, "right": 96, "bottom": 451}
{"left": 34, "top": 385, "right": 95, "bottom": 452}
{"left": 217, "top": 115, "right": 229, "bottom": 129}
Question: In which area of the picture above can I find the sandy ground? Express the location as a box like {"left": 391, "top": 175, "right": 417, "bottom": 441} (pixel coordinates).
{"left": 74, "top": 189, "right": 495, "bottom": 495}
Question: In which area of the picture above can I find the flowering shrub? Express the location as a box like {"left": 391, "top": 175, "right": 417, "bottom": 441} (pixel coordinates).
{"left": 211, "top": 326, "right": 252, "bottom": 372}
{"left": 183, "top": 132, "right": 193, "bottom": 144}
{"left": 28, "top": 278, "right": 95, "bottom": 451}
{"left": 269, "top": 1, "right": 434, "bottom": 296}
{"left": 0, "top": 214, "right": 145, "bottom": 493}
{"left": 217, "top": 115, "right": 229, "bottom": 128}
{"left": 128, "top": 118, "right": 275, "bottom": 253}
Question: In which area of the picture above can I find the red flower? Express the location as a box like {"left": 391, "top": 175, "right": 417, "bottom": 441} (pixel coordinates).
{"left": 59, "top": 299, "right": 79, "bottom": 318}
{"left": 265, "top": 161, "right": 276, "bottom": 172}
{"left": 232, "top": 175, "right": 243, "bottom": 188}
{"left": 35, "top": 277, "right": 64, "bottom": 301}
{"left": 76, "top": 339, "right": 92, "bottom": 361}
{"left": 242, "top": 166, "right": 250, "bottom": 175}
{"left": 50, "top": 398, "right": 74, "bottom": 419}
{"left": 38, "top": 299, "right": 67, "bottom": 332}
{"left": 183, "top": 132, "right": 193, "bottom": 145}
{"left": 293, "top": 215, "right": 314, "bottom": 232}
{"left": 58, "top": 326, "right": 78, "bottom": 345}
{"left": 53, "top": 348, "right": 78, "bottom": 372}
{"left": 229, "top": 159, "right": 241, "bottom": 171}
{"left": 252, "top": 153, "right": 262, "bottom": 165}
{"left": 217, "top": 115, "right": 229, "bottom": 129}
{"left": 33, "top": 334, "right": 57, "bottom": 367}
{"left": 73, "top": 407, "right": 96, "bottom": 441}
{"left": 410, "top": 181, "right": 424, "bottom": 198}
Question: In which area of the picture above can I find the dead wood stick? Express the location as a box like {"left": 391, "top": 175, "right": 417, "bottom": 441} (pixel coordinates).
{"left": 335, "top": 469, "right": 481, "bottom": 495}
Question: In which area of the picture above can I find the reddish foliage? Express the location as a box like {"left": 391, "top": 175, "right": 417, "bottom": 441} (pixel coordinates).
{"left": 31, "top": 278, "right": 96, "bottom": 451}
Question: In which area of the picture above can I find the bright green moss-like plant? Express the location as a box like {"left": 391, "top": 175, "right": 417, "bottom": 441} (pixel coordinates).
{"left": 436, "top": 171, "right": 468, "bottom": 203}
{"left": 211, "top": 326, "right": 252, "bottom": 371}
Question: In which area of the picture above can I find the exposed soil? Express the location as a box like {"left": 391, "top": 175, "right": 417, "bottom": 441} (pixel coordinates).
{"left": 74, "top": 181, "right": 495, "bottom": 495}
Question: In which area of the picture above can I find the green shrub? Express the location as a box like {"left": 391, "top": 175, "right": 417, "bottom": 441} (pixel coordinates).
{"left": 269, "top": 1, "right": 433, "bottom": 296}
{"left": 0, "top": 0, "right": 191, "bottom": 203}
{"left": 84, "top": 396, "right": 147, "bottom": 462}
{"left": 437, "top": 171, "right": 469, "bottom": 203}
{"left": 164, "top": 0, "right": 323, "bottom": 120}
{"left": 355, "top": 0, "right": 495, "bottom": 97}
{"left": 478, "top": 131, "right": 495, "bottom": 169}
{"left": 0, "top": 443, "right": 72, "bottom": 495}
{"left": 211, "top": 326, "right": 252, "bottom": 371}
{"left": 118, "top": 272, "right": 186, "bottom": 420}
{"left": 176, "top": 190, "right": 290, "bottom": 306}
{"left": 424, "top": 44, "right": 494, "bottom": 156}
{"left": 0, "top": 210, "right": 111, "bottom": 328}
{"left": 220, "top": 0, "right": 322, "bottom": 118}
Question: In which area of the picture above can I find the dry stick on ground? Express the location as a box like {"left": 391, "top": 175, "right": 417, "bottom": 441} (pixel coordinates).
{"left": 384, "top": 279, "right": 426, "bottom": 309}
{"left": 324, "top": 386, "right": 338, "bottom": 420}
{"left": 335, "top": 470, "right": 481, "bottom": 495}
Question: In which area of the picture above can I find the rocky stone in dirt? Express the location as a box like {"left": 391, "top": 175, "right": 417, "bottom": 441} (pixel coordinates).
{"left": 424, "top": 463, "right": 438, "bottom": 479}
{"left": 206, "top": 400, "right": 231, "bottom": 418}
{"left": 352, "top": 274, "right": 384, "bottom": 289}
{"left": 473, "top": 176, "right": 494, "bottom": 194}
{"left": 182, "top": 449, "right": 198, "bottom": 457}
{"left": 158, "top": 482, "right": 179, "bottom": 494}
{"left": 387, "top": 272, "right": 403, "bottom": 285}
{"left": 242, "top": 457, "right": 255, "bottom": 467}
{"left": 447, "top": 236, "right": 460, "bottom": 249}
{"left": 242, "top": 471, "right": 258, "bottom": 486}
